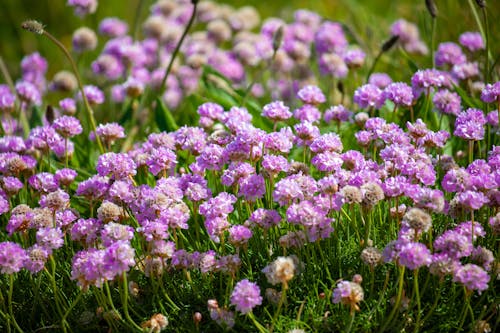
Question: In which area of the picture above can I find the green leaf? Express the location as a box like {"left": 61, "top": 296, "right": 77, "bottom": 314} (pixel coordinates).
{"left": 453, "top": 84, "right": 482, "bottom": 109}
{"left": 29, "top": 105, "right": 44, "bottom": 128}
{"left": 154, "top": 97, "right": 178, "bottom": 133}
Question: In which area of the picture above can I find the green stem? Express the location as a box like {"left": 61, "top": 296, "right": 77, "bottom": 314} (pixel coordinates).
{"left": 132, "top": 0, "right": 145, "bottom": 40}
{"left": 8, "top": 274, "right": 24, "bottom": 333}
{"left": 457, "top": 290, "right": 471, "bottom": 331}
{"left": 413, "top": 270, "right": 422, "bottom": 333}
{"left": 430, "top": 17, "right": 436, "bottom": 68}
{"left": 41, "top": 30, "right": 104, "bottom": 153}
{"left": 345, "top": 311, "right": 356, "bottom": 333}
{"left": 380, "top": 266, "right": 405, "bottom": 332}
{"left": 159, "top": 2, "right": 198, "bottom": 94}
{"left": 270, "top": 285, "right": 287, "bottom": 333}
{"left": 247, "top": 311, "right": 269, "bottom": 333}
{"left": 121, "top": 273, "right": 142, "bottom": 332}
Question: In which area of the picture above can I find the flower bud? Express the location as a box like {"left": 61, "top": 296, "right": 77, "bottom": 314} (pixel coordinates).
{"left": 425, "top": 0, "right": 438, "bottom": 18}
{"left": 381, "top": 35, "right": 400, "bottom": 52}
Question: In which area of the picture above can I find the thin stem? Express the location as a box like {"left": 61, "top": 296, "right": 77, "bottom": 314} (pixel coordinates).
{"left": 380, "top": 266, "right": 405, "bottom": 332}
{"left": 247, "top": 311, "right": 269, "bottom": 333}
{"left": 413, "top": 269, "right": 422, "bottom": 333}
{"left": 121, "top": 273, "right": 142, "bottom": 331}
{"left": 481, "top": 7, "right": 490, "bottom": 84}
{"left": 132, "top": 0, "right": 146, "bottom": 40}
{"left": 430, "top": 17, "right": 436, "bottom": 68}
{"left": 8, "top": 274, "right": 24, "bottom": 333}
{"left": 270, "top": 284, "right": 287, "bottom": 333}
{"left": 41, "top": 30, "right": 104, "bottom": 154}
{"left": 159, "top": 2, "right": 198, "bottom": 94}
{"left": 0, "top": 56, "right": 15, "bottom": 91}
{"left": 345, "top": 311, "right": 356, "bottom": 333}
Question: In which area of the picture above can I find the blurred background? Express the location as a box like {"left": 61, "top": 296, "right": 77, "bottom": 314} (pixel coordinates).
{"left": 0, "top": 0, "right": 499, "bottom": 79}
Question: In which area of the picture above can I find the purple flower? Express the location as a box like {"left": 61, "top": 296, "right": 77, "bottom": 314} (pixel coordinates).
{"left": 264, "top": 127, "right": 294, "bottom": 154}
{"left": 146, "top": 147, "right": 177, "bottom": 176}
{"left": 293, "top": 104, "right": 321, "bottom": 123}
{"left": 369, "top": 73, "right": 393, "bottom": 89}
{"left": 262, "top": 101, "right": 292, "bottom": 121}
{"left": 434, "top": 230, "right": 472, "bottom": 259}
{"left": 230, "top": 279, "right": 263, "bottom": 314}
{"left": 97, "top": 152, "right": 137, "bottom": 179}
{"left": 16, "top": 81, "right": 41, "bottom": 106}
{"left": 324, "top": 105, "right": 352, "bottom": 123}
{"left": 52, "top": 116, "right": 83, "bottom": 138}
{"left": 273, "top": 176, "right": 304, "bottom": 206}
{"left": 319, "top": 53, "right": 348, "bottom": 77}
{"left": 76, "top": 175, "right": 110, "bottom": 200}
{"left": 247, "top": 209, "right": 281, "bottom": 229}
{"left": 101, "top": 222, "right": 134, "bottom": 247}
{"left": 92, "top": 122, "right": 126, "bottom": 147}
{"left": 55, "top": 168, "right": 78, "bottom": 187}
{"left": 315, "top": 21, "right": 347, "bottom": 54}
{"left": 454, "top": 108, "right": 486, "bottom": 141}
{"left": 71, "top": 218, "right": 102, "bottom": 245}
{"left": 452, "top": 62, "right": 479, "bottom": 81}
{"left": 344, "top": 48, "right": 366, "bottom": 68}
{"left": 99, "top": 17, "right": 128, "bottom": 37}
{"left": 79, "top": 85, "right": 104, "bottom": 105}
{"left": 68, "top": 0, "right": 98, "bottom": 17}
{"left": 411, "top": 69, "right": 451, "bottom": 97}
{"left": 228, "top": 225, "right": 253, "bottom": 247}
{"left": 398, "top": 242, "right": 432, "bottom": 270}
{"left": 353, "top": 84, "right": 384, "bottom": 109}
{"left": 24, "top": 244, "right": 50, "bottom": 273}
{"left": 36, "top": 227, "right": 64, "bottom": 250}
{"left": 459, "top": 32, "right": 484, "bottom": 52}
{"left": 435, "top": 42, "right": 466, "bottom": 67}
{"left": 0, "top": 89, "right": 16, "bottom": 111}
{"left": 433, "top": 89, "right": 461, "bottom": 116}
{"left": 103, "top": 240, "right": 135, "bottom": 279}
{"left": 481, "top": 81, "right": 500, "bottom": 103}
{"left": 199, "top": 192, "right": 237, "bottom": 220}
{"left": 0, "top": 241, "right": 28, "bottom": 274}
{"left": 310, "top": 133, "right": 343, "bottom": 154}
{"left": 294, "top": 122, "right": 320, "bottom": 147}
{"left": 455, "top": 190, "right": 489, "bottom": 210}
{"left": 59, "top": 98, "right": 77, "bottom": 115}
{"left": 297, "top": 85, "right": 326, "bottom": 105}
{"left": 453, "top": 264, "right": 490, "bottom": 293}
{"left": 239, "top": 174, "right": 266, "bottom": 202}
{"left": 383, "top": 82, "right": 414, "bottom": 107}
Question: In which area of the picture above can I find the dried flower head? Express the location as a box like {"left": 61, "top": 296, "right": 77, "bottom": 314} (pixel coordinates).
{"left": 22, "top": 20, "right": 45, "bottom": 34}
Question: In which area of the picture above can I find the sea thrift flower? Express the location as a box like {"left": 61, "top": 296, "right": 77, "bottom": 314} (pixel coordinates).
{"left": 454, "top": 108, "right": 486, "bottom": 141}
{"left": 68, "top": 0, "right": 98, "bottom": 17}
{"left": 79, "top": 85, "right": 104, "bottom": 105}
{"left": 383, "top": 82, "right": 413, "bottom": 107}
{"left": 230, "top": 279, "right": 263, "bottom": 314}
{"left": 0, "top": 241, "right": 28, "bottom": 274}
{"left": 459, "top": 32, "right": 484, "bottom": 52}
{"left": 297, "top": 85, "right": 326, "bottom": 105}
{"left": 353, "top": 84, "right": 384, "bottom": 109}
{"left": 262, "top": 100, "right": 292, "bottom": 121}
{"left": 141, "top": 313, "right": 168, "bottom": 333}
{"left": 481, "top": 82, "right": 500, "bottom": 103}
{"left": 369, "top": 73, "right": 393, "bottom": 89}
{"left": 24, "top": 244, "right": 50, "bottom": 273}
{"left": 332, "top": 280, "right": 364, "bottom": 312}
{"left": 99, "top": 17, "right": 128, "bottom": 37}
{"left": 411, "top": 69, "right": 450, "bottom": 97}
{"left": 453, "top": 264, "right": 490, "bottom": 293}
{"left": 52, "top": 116, "right": 83, "bottom": 138}
{"left": 262, "top": 256, "right": 298, "bottom": 287}
{"left": 435, "top": 42, "right": 466, "bottom": 67}
{"left": 97, "top": 152, "right": 137, "bottom": 179}
{"left": 360, "top": 247, "right": 383, "bottom": 268}
{"left": 398, "top": 242, "right": 432, "bottom": 269}
{"left": 433, "top": 90, "right": 461, "bottom": 116}
{"left": 72, "top": 27, "right": 98, "bottom": 53}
